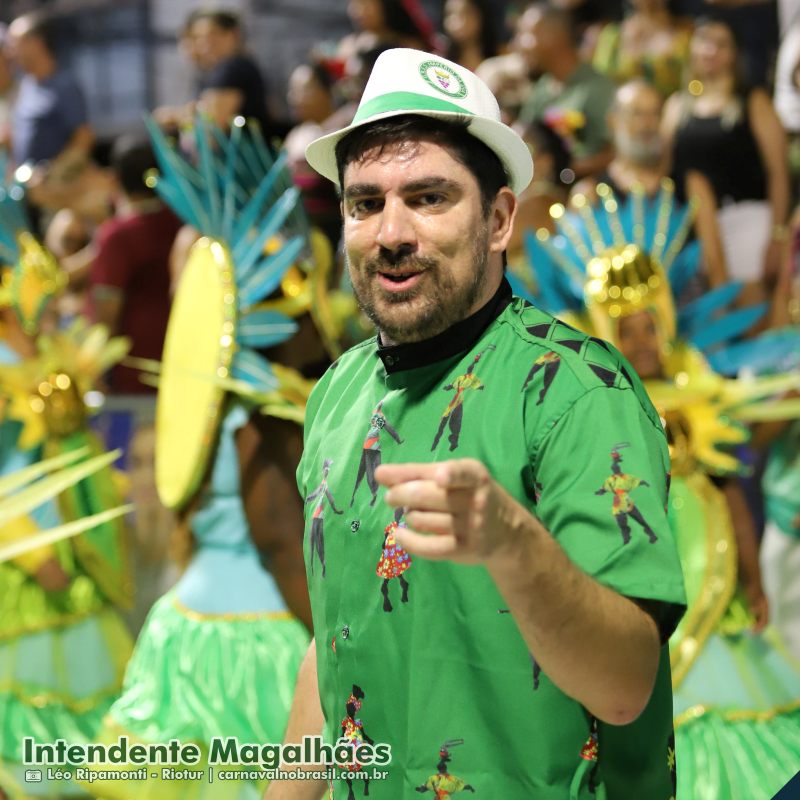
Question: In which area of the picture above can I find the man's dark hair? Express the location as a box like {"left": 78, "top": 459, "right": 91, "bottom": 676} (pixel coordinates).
{"left": 111, "top": 136, "right": 158, "bottom": 197}
{"left": 16, "top": 11, "right": 59, "bottom": 56}
{"left": 334, "top": 114, "right": 509, "bottom": 217}
{"left": 308, "top": 60, "right": 334, "bottom": 94}
{"left": 192, "top": 9, "right": 241, "bottom": 32}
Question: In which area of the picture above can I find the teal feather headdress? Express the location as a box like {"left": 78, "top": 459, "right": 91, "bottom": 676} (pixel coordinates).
{"left": 513, "top": 180, "right": 799, "bottom": 376}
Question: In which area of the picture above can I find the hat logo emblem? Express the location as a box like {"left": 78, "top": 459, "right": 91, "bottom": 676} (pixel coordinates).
{"left": 419, "top": 60, "right": 468, "bottom": 99}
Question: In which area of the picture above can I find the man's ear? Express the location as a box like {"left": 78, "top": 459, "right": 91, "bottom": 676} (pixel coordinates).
{"left": 489, "top": 187, "right": 518, "bottom": 255}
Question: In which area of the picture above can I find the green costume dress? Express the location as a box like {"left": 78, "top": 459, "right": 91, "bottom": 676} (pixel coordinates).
{"left": 517, "top": 179, "right": 800, "bottom": 800}
{"left": 660, "top": 410, "right": 800, "bottom": 800}
{"left": 0, "top": 342, "right": 133, "bottom": 799}
{"left": 299, "top": 280, "right": 687, "bottom": 799}
{"left": 84, "top": 404, "right": 310, "bottom": 800}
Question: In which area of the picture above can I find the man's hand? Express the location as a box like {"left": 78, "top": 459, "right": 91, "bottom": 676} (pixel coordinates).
{"left": 376, "top": 459, "right": 529, "bottom": 565}
{"left": 378, "top": 458, "right": 662, "bottom": 725}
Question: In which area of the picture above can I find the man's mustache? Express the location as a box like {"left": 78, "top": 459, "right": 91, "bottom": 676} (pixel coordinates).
{"left": 364, "top": 251, "right": 439, "bottom": 273}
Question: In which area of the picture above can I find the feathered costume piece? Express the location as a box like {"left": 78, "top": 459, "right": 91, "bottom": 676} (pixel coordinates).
{"left": 0, "top": 156, "right": 133, "bottom": 800}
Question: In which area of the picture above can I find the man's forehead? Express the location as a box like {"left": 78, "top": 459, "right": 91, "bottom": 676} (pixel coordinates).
{"left": 342, "top": 138, "right": 469, "bottom": 189}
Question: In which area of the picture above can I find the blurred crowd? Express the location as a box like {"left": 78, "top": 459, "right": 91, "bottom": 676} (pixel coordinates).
{"left": 0, "top": 0, "right": 799, "bottom": 617}
{"left": 0, "top": 1, "right": 798, "bottom": 396}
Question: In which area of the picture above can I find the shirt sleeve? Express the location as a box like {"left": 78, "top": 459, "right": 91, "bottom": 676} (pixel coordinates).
{"left": 533, "top": 385, "right": 686, "bottom": 639}
{"left": 57, "top": 75, "right": 89, "bottom": 134}
{"left": 578, "top": 76, "right": 615, "bottom": 156}
{"left": 90, "top": 222, "right": 131, "bottom": 292}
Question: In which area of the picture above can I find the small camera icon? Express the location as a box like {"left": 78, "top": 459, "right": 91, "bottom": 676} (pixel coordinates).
{"left": 25, "top": 769, "right": 42, "bottom": 782}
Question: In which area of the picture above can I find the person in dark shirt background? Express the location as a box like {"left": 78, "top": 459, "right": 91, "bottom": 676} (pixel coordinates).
{"left": 192, "top": 9, "right": 277, "bottom": 141}
{"left": 87, "top": 136, "right": 181, "bottom": 395}
{"left": 7, "top": 11, "right": 93, "bottom": 170}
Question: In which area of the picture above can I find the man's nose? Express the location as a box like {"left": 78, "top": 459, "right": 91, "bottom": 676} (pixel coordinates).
{"left": 375, "top": 196, "right": 416, "bottom": 254}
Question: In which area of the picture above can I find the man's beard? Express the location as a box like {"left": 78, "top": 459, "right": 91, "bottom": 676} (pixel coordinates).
{"left": 348, "top": 224, "right": 490, "bottom": 344}
{"left": 615, "top": 129, "right": 663, "bottom": 168}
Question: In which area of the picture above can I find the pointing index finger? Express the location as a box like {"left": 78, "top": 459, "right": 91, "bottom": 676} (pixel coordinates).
{"left": 375, "top": 462, "right": 442, "bottom": 487}
{"left": 434, "top": 459, "right": 489, "bottom": 489}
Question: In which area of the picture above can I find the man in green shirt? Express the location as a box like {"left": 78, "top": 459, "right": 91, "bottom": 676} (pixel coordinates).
{"left": 514, "top": 3, "right": 615, "bottom": 179}
{"left": 267, "top": 48, "right": 685, "bottom": 800}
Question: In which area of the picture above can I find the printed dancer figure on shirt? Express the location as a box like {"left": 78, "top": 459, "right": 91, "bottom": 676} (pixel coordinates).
{"left": 415, "top": 740, "right": 476, "bottom": 796}
{"left": 431, "top": 346, "right": 495, "bottom": 452}
{"left": 595, "top": 443, "right": 658, "bottom": 544}
{"left": 306, "top": 458, "right": 343, "bottom": 577}
{"left": 377, "top": 506, "right": 411, "bottom": 612}
{"left": 339, "top": 685, "right": 375, "bottom": 800}
{"left": 351, "top": 400, "right": 402, "bottom": 507}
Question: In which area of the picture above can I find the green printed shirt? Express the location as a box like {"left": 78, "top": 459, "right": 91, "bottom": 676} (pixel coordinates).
{"left": 299, "top": 280, "right": 686, "bottom": 799}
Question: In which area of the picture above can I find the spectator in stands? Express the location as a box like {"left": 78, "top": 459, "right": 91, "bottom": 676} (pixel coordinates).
{"left": 670, "top": 0, "right": 779, "bottom": 88}
{"left": 515, "top": 3, "right": 615, "bottom": 180}
{"left": 0, "top": 26, "right": 16, "bottom": 154}
{"left": 6, "top": 12, "right": 93, "bottom": 172}
{"left": 337, "top": 0, "right": 440, "bottom": 64}
{"left": 442, "top": 0, "right": 500, "bottom": 73}
{"left": 152, "top": 10, "right": 213, "bottom": 133}
{"left": 591, "top": 0, "right": 692, "bottom": 97}
{"left": 576, "top": 79, "right": 728, "bottom": 290}
{"left": 506, "top": 121, "right": 572, "bottom": 264}
{"left": 285, "top": 62, "right": 341, "bottom": 248}
{"left": 192, "top": 9, "right": 277, "bottom": 141}
{"left": 87, "top": 137, "right": 181, "bottom": 394}
{"left": 662, "top": 17, "right": 789, "bottom": 304}
{"left": 774, "top": 16, "right": 800, "bottom": 192}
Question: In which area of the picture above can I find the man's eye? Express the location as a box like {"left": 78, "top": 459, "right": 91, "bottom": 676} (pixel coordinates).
{"left": 418, "top": 193, "right": 445, "bottom": 206}
{"left": 351, "top": 198, "right": 381, "bottom": 215}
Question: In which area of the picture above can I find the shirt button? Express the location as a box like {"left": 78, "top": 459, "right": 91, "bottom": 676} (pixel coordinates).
{"left": 342, "top": 625, "right": 350, "bottom": 639}
{"left": 385, "top": 355, "right": 396, "bottom": 367}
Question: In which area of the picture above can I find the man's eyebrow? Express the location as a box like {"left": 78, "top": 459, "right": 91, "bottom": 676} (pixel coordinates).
{"left": 401, "top": 177, "right": 461, "bottom": 194}
{"left": 343, "top": 177, "right": 463, "bottom": 200}
{"left": 343, "top": 183, "right": 382, "bottom": 200}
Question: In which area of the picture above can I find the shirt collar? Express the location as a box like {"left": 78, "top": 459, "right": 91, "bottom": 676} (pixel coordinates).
{"left": 376, "top": 277, "right": 512, "bottom": 373}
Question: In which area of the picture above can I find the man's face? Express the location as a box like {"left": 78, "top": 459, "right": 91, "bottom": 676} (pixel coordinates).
{"left": 617, "top": 310, "right": 663, "bottom": 380}
{"left": 192, "top": 18, "right": 237, "bottom": 67}
{"left": 612, "top": 84, "right": 663, "bottom": 167}
{"left": 513, "top": 8, "right": 547, "bottom": 75}
{"left": 6, "top": 26, "right": 39, "bottom": 74}
{"left": 341, "top": 138, "right": 500, "bottom": 345}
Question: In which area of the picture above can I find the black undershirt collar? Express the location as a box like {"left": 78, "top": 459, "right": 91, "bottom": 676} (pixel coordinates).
{"left": 377, "top": 277, "right": 513, "bottom": 373}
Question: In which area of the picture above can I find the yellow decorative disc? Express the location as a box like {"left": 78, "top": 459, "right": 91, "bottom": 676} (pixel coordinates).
{"left": 156, "top": 237, "right": 237, "bottom": 509}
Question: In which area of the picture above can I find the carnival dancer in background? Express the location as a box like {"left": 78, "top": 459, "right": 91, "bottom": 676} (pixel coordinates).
{"left": 81, "top": 117, "right": 354, "bottom": 800}
{"left": 0, "top": 174, "right": 133, "bottom": 799}
{"left": 521, "top": 184, "right": 800, "bottom": 800}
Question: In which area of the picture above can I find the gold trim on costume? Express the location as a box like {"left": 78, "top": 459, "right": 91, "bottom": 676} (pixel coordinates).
{"left": 675, "top": 699, "right": 800, "bottom": 728}
{"left": 171, "top": 595, "right": 295, "bottom": 622}
{"left": 0, "top": 676, "right": 123, "bottom": 714}
{"left": 669, "top": 470, "right": 738, "bottom": 688}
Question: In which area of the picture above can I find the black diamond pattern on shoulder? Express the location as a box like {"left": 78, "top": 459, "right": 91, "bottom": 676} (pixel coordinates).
{"left": 525, "top": 322, "right": 553, "bottom": 339}
{"left": 555, "top": 338, "right": 584, "bottom": 353}
{"left": 589, "top": 364, "right": 617, "bottom": 388}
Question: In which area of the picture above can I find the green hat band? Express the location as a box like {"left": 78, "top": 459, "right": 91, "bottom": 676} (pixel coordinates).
{"left": 352, "top": 91, "right": 475, "bottom": 125}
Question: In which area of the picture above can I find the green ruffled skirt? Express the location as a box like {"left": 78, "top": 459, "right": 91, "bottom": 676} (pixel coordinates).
{"left": 0, "top": 603, "right": 132, "bottom": 799}
{"left": 81, "top": 591, "right": 309, "bottom": 800}
{"left": 675, "top": 629, "right": 800, "bottom": 800}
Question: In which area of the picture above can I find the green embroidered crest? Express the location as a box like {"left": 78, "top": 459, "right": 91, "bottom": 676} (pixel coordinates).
{"left": 419, "top": 60, "right": 468, "bottom": 99}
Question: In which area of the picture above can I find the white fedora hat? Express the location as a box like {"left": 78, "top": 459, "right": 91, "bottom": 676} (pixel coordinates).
{"left": 305, "top": 48, "right": 533, "bottom": 196}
